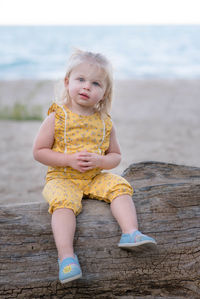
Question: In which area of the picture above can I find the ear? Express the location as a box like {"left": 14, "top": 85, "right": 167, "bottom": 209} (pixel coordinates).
{"left": 64, "top": 77, "right": 69, "bottom": 88}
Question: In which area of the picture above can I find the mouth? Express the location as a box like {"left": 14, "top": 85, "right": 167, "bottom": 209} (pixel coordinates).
{"left": 79, "top": 93, "right": 89, "bottom": 99}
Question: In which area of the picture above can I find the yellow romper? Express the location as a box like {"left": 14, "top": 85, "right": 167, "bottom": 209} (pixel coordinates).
{"left": 42, "top": 103, "right": 133, "bottom": 215}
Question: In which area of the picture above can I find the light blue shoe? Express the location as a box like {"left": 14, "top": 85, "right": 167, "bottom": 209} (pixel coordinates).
{"left": 59, "top": 255, "right": 82, "bottom": 284}
{"left": 118, "top": 230, "right": 157, "bottom": 251}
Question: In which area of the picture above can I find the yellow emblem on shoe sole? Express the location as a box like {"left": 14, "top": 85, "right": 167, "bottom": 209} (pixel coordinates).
{"left": 63, "top": 265, "right": 72, "bottom": 273}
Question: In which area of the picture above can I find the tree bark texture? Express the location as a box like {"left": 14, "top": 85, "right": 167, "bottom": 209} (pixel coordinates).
{"left": 0, "top": 162, "right": 200, "bottom": 298}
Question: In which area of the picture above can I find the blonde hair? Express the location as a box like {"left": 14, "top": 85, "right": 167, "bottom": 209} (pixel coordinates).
{"left": 55, "top": 49, "right": 113, "bottom": 117}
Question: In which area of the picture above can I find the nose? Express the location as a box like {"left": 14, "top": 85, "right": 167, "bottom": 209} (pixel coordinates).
{"left": 83, "top": 81, "right": 91, "bottom": 90}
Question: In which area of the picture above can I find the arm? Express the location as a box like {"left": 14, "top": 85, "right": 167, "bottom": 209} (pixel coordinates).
{"left": 33, "top": 113, "right": 97, "bottom": 172}
{"left": 101, "top": 124, "right": 122, "bottom": 169}
{"left": 33, "top": 112, "right": 70, "bottom": 167}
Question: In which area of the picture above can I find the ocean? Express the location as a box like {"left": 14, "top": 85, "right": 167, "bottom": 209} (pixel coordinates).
{"left": 0, "top": 25, "right": 200, "bottom": 80}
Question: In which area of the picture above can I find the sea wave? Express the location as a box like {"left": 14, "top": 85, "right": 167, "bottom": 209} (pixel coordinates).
{"left": 0, "top": 25, "right": 200, "bottom": 80}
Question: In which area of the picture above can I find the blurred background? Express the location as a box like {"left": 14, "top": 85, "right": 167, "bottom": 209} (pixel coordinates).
{"left": 0, "top": 0, "right": 200, "bottom": 204}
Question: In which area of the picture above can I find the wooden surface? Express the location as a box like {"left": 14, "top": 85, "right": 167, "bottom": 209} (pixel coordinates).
{"left": 0, "top": 162, "right": 200, "bottom": 298}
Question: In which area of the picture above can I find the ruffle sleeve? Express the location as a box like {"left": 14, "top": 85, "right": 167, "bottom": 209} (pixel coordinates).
{"left": 47, "top": 103, "right": 66, "bottom": 124}
{"left": 47, "top": 103, "right": 66, "bottom": 151}
{"left": 47, "top": 102, "right": 59, "bottom": 115}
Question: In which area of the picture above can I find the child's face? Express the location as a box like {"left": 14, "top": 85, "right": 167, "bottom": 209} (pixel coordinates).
{"left": 65, "top": 62, "right": 107, "bottom": 114}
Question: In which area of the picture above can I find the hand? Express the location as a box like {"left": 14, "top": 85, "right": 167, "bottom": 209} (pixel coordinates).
{"left": 68, "top": 150, "right": 103, "bottom": 173}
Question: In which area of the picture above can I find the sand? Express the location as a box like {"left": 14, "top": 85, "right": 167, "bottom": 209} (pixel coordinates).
{"left": 0, "top": 79, "right": 200, "bottom": 205}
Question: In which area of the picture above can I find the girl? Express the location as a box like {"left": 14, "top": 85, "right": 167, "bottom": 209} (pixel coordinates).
{"left": 33, "top": 49, "right": 156, "bottom": 284}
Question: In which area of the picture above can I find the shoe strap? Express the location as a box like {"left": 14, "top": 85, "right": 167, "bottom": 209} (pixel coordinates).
{"left": 61, "top": 257, "right": 77, "bottom": 266}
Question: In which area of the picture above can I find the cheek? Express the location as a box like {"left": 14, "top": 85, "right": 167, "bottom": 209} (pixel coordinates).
{"left": 98, "top": 89, "right": 106, "bottom": 100}
{"left": 93, "top": 86, "right": 105, "bottom": 98}
{"left": 68, "top": 83, "right": 79, "bottom": 96}
{"left": 93, "top": 90, "right": 103, "bottom": 101}
{"left": 100, "top": 85, "right": 107, "bottom": 99}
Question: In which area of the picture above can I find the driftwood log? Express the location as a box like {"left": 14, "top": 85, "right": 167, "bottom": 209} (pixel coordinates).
{"left": 0, "top": 162, "right": 200, "bottom": 299}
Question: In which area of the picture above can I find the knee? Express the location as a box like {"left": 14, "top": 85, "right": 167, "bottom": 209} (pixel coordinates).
{"left": 48, "top": 198, "right": 82, "bottom": 216}
{"left": 109, "top": 181, "right": 134, "bottom": 202}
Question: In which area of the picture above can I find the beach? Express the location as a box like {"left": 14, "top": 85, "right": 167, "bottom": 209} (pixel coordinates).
{"left": 0, "top": 79, "right": 200, "bottom": 205}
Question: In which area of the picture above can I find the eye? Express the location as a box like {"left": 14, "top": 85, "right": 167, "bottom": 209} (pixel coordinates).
{"left": 78, "top": 77, "right": 84, "bottom": 82}
{"left": 93, "top": 81, "right": 100, "bottom": 86}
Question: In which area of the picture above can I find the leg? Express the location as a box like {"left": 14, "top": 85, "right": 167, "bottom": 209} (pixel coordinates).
{"left": 43, "top": 178, "right": 83, "bottom": 260}
{"left": 51, "top": 207, "right": 82, "bottom": 283}
{"left": 110, "top": 194, "right": 138, "bottom": 234}
{"left": 84, "top": 173, "right": 135, "bottom": 234}
{"left": 42, "top": 179, "right": 83, "bottom": 283}
{"left": 51, "top": 208, "right": 76, "bottom": 261}
{"left": 111, "top": 195, "right": 156, "bottom": 250}
{"left": 85, "top": 173, "right": 156, "bottom": 250}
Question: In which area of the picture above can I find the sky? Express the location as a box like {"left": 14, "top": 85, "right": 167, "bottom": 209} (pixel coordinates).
{"left": 0, "top": 0, "right": 200, "bottom": 25}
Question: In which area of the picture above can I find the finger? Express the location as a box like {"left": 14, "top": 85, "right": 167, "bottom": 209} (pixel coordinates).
{"left": 79, "top": 161, "right": 92, "bottom": 167}
{"left": 79, "top": 166, "right": 92, "bottom": 172}
{"left": 81, "top": 163, "right": 93, "bottom": 168}
{"left": 81, "top": 166, "right": 92, "bottom": 171}
{"left": 78, "top": 165, "right": 90, "bottom": 172}
{"left": 77, "top": 154, "right": 88, "bottom": 160}
{"left": 78, "top": 156, "right": 90, "bottom": 160}
{"left": 78, "top": 156, "right": 91, "bottom": 162}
